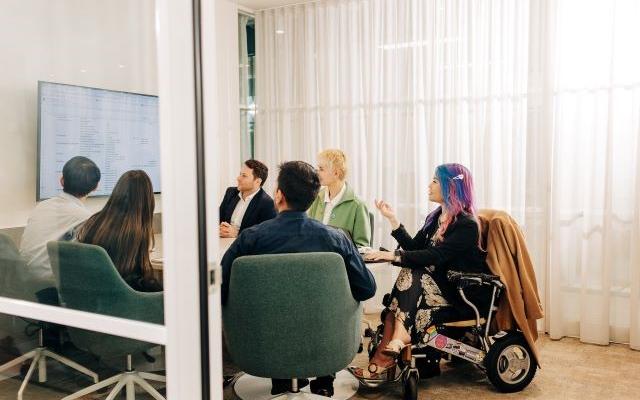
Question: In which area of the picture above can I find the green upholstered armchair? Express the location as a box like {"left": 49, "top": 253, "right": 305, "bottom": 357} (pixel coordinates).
{"left": 0, "top": 233, "right": 98, "bottom": 400}
{"left": 47, "top": 241, "right": 165, "bottom": 400}
{"left": 0, "top": 232, "right": 29, "bottom": 300}
{"left": 223, "top": 252, "right": 362, "bottom": 398}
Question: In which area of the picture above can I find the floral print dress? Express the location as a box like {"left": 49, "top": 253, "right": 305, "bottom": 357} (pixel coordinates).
{"left": 387, "top": 209, "right": 490, "bottom": 345}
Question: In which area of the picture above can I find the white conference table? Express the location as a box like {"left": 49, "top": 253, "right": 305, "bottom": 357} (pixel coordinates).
{"left": 149, "top": 235, "right": 235, "bottom": 279}
{"left": 150, "top": 234, "right": 396, "bottom": 314}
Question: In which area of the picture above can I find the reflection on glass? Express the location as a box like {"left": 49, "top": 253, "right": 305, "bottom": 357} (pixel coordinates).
{"left": 0, "top": 0, "right": 163, "bottom": 311}
{"left": 0, "top": 0, "right": 166, "bottom": 397}
{"left": 0, "top": 313, "right": 165, "bottom": 398}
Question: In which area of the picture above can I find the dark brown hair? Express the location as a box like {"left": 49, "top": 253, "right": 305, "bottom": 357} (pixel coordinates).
{"left": 62, "top": 156, "right": 101, "bottom": 197}
{"left": 245, "top": 159, "right": 268, "bottom": 186}
{"left": 76, "top": 170, "right": 155, "bottom": 285}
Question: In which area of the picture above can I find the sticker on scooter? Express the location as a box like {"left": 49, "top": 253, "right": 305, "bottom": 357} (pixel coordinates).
{"left": 434, "top": 334, "right": 447, "bottom": 349}
{"left": 425, "top": 325, "right": 438, "bottom": 341}
{"left": 426, "top": 334, "right": 486, "bottom": 364}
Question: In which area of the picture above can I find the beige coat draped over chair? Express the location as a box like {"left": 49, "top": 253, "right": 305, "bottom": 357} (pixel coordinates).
{"left": 478, "top": 209, "right": 544, "bottom": 366}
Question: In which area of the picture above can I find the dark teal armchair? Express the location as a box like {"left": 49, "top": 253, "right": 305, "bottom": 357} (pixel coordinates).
{"left": 223, "top": 252, "right": 362, "bottom": 398}
{"left": 47, "top": 241, "right": 165, "bottom": 400}
{"left": 0, "top": 233, "right": 98, "bottom": 400}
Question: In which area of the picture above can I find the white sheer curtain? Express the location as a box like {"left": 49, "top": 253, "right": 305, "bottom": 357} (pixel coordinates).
{"left": 542, "top": 0, "right": 640, "bottom": 348}
{"left": 214, "top": 0, "right": 242, "bottom": 197}
{"left": 255, "top": 0, "right": 529, "bottom": 241}
{"left": 255, "top": 0, "right": 640, "bottom": 349}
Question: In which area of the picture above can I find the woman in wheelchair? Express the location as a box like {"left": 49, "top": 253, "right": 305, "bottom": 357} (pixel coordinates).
{"left": 351, "top": 163, "right": 491, "bottom": 380}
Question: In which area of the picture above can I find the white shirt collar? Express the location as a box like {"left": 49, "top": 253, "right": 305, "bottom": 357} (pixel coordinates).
{"left": 323, "top": 183, "right": 346, "bottom": 206}
{"left": 238, "top": 188, "right": 260, "bottom": 203}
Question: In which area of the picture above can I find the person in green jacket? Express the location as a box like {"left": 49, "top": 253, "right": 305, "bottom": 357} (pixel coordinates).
{"left": 307, "top": 149, "right": 372, "bottom": 247}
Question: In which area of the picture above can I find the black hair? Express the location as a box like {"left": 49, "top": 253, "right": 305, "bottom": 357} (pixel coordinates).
{"left": 244, "top": 159, "right": 268, "bottom": 186}
{"left": 62, "top": 156, "right": 101, "bottom": 197}
{"left": 276, "top": 161, "right": 320, "bottom": 211}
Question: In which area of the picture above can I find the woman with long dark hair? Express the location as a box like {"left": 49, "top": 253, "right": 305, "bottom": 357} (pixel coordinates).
{"left": 76, "top": 170, "right": 161, "bottom": 292}
{"left": 351, "top": 163, "right": 490, "bottom": 380}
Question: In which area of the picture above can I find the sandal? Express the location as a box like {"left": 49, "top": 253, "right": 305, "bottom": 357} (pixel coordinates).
{"left": 348, "top": 361, "right": 396, "bottom": 381}
{"left": 381, "top": 339, "right": 409, "bottom": 358}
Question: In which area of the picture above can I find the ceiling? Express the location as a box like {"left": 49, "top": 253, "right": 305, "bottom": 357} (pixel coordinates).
{"left": 237, "top": 0, "right": 316, "bottom": 11}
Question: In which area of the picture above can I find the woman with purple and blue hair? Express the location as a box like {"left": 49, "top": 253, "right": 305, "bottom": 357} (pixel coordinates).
{"left": 350, "top": 163, "right": 491, "bottom": 381}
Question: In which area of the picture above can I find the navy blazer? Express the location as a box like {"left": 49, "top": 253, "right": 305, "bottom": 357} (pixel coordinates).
{"left": 219, "top": 187, "right": 277, "bottom": 231}
{"left": 221, "top": 211, "right": 376, "bottom": 305}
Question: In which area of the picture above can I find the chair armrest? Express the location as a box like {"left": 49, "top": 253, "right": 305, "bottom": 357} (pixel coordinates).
{"left": 447, "top": 270, "right": 503, "bottom": 289}
{"left": 105, "top": 290, "right": 164, "bottom": 325}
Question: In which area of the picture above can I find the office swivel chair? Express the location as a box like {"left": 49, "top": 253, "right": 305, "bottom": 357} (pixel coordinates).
{"left": 223, "top": 252, "right": 361, "bottom": 399}
{"left": 48, "top": 241, "right": 165, "bottom": 400}
{"left": 0, "top": 233, "right": 98, "bottom": 400}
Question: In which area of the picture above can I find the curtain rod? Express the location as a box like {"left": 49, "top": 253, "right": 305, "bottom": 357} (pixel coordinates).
{"left": 257, "top": 0, "right": 321, "bottom": 12}
{"left": 238, "top": 4, "right": 255, "bottom": 16}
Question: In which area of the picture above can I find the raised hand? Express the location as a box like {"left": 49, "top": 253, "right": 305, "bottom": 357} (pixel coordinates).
{"left": 375, "top": 199, "right": 396, "bottom": 220}
{"left": 375, "top": 199, "right": 401, "bottom": 230}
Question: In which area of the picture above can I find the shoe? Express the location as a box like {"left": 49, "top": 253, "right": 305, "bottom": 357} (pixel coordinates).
{"left": 348, "top": 361, "right": 396, "bottom": 381}
{"left": 270, "top": 378, "right": 309, "bottom": 395}
{"left": 310, "top": 376, "right": 334, "bottom": 397}
{"left": 312, "top": 387, "right": 334, "bottom": 397}
{"left": 380, "top": 339, "right": 408, "bottom": 358}
{"left": 223, "top": 375, "right": 235, "bottom": 388}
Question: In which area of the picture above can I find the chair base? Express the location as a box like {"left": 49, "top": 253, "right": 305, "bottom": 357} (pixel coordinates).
{"left": 234, "top": 370, "right": 359, "bottom": 400}
{"left": 62, "top": 370, "right": 166, "bottom": 400}
{"left": 0, "top": 346, "right": 99, "bottom": 400}
{"left": 271, "top": 393, "right": 336, "bottom": 399}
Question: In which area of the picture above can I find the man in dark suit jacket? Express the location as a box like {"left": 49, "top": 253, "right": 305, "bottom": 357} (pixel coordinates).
{"left": 219, "top": 159, "right": 277, "bottom": 238}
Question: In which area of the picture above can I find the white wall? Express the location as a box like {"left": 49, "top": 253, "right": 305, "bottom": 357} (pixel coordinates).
{"left": 0, "top": 0, "right": 158, "bottom": 229}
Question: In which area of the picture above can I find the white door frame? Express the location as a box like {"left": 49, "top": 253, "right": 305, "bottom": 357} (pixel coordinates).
{"left": 199, "top": 0, "right": 223, "bottom": 397}
{"left": 157, "top": 0, "right": 220, "bottom": 398}
{"left": 0, "top": 299, "right": 166, "bottom": 345}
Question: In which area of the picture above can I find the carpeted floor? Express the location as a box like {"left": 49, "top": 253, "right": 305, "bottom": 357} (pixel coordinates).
{"left": 222, "top": 329, "right": 640, "bottom": 400}
{"left": 1, "top": 320, "right": 639, "bottom": 399}
{"left": 0, "top": 319, "right": 165, "bottom": 400}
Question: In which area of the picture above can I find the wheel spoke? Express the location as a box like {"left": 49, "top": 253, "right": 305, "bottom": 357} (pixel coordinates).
{"left": 495, "top": 343, "right": 531, "bottom": 385}
{"left": 511, "top": 358, "right": 528, "bottom": 371}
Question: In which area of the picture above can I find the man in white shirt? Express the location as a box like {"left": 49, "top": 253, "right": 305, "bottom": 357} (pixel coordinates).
{"left": 19, "top": 156, "right": 100, "bottom": 288}
{"left": 219, "top": 159, "right": 277, "bottom": 238}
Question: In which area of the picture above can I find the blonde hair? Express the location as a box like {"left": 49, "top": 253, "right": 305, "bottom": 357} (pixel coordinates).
{"left": 318, "top": 149, "right": 348, "bottom": 180}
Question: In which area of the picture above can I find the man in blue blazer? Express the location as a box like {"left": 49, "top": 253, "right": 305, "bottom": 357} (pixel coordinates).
{"left": 219, "top": 159, "right": 277, "bottom": 238}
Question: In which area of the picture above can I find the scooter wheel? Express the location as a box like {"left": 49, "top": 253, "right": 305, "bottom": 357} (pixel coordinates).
{"left": 485, "top": 332, "right": 536, "bottom": 393}
{"left": 402, "top": 369, "right": 419, "bottom": 400}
